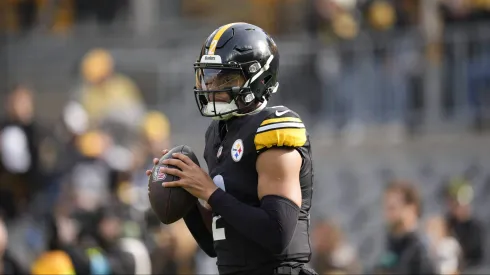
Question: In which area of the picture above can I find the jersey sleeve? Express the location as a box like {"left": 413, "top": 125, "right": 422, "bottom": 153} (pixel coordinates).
{"left": 254, "top": 109, "right": 307, "bottom": 153}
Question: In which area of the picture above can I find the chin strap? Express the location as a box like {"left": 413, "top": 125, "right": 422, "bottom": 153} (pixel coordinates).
{"left": 232, "top": 99, "right": 268, "bottom": 117}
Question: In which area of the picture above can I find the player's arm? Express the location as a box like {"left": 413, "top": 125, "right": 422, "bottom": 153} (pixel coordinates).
{"left": 207, "top": 113, "right": 305, "bottom": 254}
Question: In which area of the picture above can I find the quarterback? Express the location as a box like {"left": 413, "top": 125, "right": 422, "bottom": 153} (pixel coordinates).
{"left": 146, "top": 22, "right": 316, "bottom": 275}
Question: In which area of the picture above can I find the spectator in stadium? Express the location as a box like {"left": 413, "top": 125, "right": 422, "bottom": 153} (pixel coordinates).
{"left": 149, "top": 226, "right": 178, "bottom": 274}
{"left": 142, "top": 111, "right": 171, "bottom": 159}
{"left": 31, "top": 222, "right": 77, "bottom": 275}
{"left": 71, "top": 48, "right": 146, "bottom": 134}
{"left": 0, "top": 85, "right": 45, "bottom": 220}
{"left": 361, "top": 0, "right": 422, "bottom": 31}
{"left": 439, "top": 0, "right": 490, "bottom": 127}
{"left": 4, "top": 0, "right": 37, "bottom": 33}
{"left": 66, "top": 130, "right": 113, "bottom": 213}
{"left": 308, "top": 0, "right": 362, "bottom": 131}
{"left": 73, "top": 0, "right": 128, "bottom": 26}
{"left": 425, "top": 216, "right": 462, "bottom": 275}
{"left": 76, "top": 205, "right": 136, "bottom": 275}
{"left": 111, "top": 110, "right": 172, "bottom": 217}
{"left": 311, "top": 219, "right": 361, "bottom": 274}
{"left": 309, "top": 0, "right": 360, "bottom": 43}
{"left": 167, "top": 220, "right": 198, "bottom": 274}
{"left": 444, "top": 178, "right": 485, "bottom": 269}
{"left": 107, "top": 110, "right": 172, "bottom": 226}
{"left": 373, "top": 180, "right": 437, "bottom": 274}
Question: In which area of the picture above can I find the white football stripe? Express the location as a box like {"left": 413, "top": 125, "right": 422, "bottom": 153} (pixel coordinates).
{"left": 257, "top": 122, "right": 305, "bottom": 133}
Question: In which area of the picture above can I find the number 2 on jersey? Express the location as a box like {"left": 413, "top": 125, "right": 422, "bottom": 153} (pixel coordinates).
{"left": 212, "top": 215, "right": 226, "bottom": 241}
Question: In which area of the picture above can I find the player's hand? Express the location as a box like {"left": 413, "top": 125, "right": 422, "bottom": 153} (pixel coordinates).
{"left": 145, "top": 149, "right": 169, "bottom": 177}
{"left": 160, "top": 153, "right": 218, "bottom": 202}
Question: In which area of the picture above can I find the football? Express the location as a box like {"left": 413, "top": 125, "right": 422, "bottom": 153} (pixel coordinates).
{"left": 148, "top": 145, "right": 199, "bottom": 225}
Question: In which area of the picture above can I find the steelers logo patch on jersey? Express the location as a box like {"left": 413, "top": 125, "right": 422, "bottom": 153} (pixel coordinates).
{"left": 231, "top": 139, "right": 244, "bottom": 162}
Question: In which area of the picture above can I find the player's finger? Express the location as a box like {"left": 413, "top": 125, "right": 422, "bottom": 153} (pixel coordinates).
{"left": 162, "top": 180, "right": 186, "bottom": 188}
{"left": 145, "top": 170, "right": 152, "bottom": 176}
{"left": 172, "top": 153, "right": 195, "bottom": 167}
{"left": 153, "top": 158, "right": 159, "bottom": 165}
{"left": 162, "top": 158, "right": 187, "bottom": 170}
{"left": 161, "top": 167, "right": 184, "bottom": 178}
{"left": 161, "top": 149, "right": 169, "bottom": 156}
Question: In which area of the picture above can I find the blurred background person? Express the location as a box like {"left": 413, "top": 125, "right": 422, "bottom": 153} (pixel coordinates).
{"left": 439, "top": 0, "right": 490, "bottom": 131}
{"left": 166, "top": 220, "right": 198, "bottom": 274}
{"left": 0, "top": 85, "right": 44, "bottom": 221}
{"left": 373, "top": 180, "right": 437, "bottom": 274}
{"left": 311, "top": 219, "right": 361, "bottom": 274}
{"left": 141, "top": 111, "right": 171, "bottom": 158}
{"left": 72, "top": 48, "right": 146, "bottom": 134}
{"left": 145, "top": 212, "right": 179, "bottom": 274}
{"left": 425, "top": 215, "right": 461, "bottom": 275}
{"left": 66, "top": 130, "right": 113, "bottom": 213}
{"left": 444, "top": 178, "right": 485, "bottom": 269}
{"left": 73, "top": 204, "right": 136, "bottom": 275}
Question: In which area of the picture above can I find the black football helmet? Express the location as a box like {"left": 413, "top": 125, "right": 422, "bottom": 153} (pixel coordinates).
{"left": 194, "top": 22, "right": 280, "bottom": 120}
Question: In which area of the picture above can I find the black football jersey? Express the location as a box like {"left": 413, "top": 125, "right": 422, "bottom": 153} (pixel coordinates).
{"left": 203, "top": 106, "right": 314, "bottom": 274}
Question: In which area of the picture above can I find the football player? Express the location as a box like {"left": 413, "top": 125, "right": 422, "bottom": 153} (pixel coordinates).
{"left": 146, "top": 22, "right": 316, "bottom": 275}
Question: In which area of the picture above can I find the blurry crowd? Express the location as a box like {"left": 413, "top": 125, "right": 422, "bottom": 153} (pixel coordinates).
{"left": 0, "top": 0, "right": 128, "bottom": 33}
{"left": 306, "top": 0, "right": 490, "bottom": 138}
{"left": 311, "top": 179, "right": 486, "bottom": 275}
{"left": 0, "top": 48, "right": 207, "bottom": 274}
{"left": 308, "top": 0, "right": 490, "bottom": 52}
{"left": 3, "top": 0, "right": 490, "bottom": 135}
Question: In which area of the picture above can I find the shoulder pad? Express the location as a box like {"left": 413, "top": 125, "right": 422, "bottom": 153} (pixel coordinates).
{"left": 254, "top": 106, "right": 307, "bottom": 152}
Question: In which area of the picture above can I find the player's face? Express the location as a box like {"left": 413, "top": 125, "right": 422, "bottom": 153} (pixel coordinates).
{"left": 196, "top": 69, "right": 245, "bottom": 103}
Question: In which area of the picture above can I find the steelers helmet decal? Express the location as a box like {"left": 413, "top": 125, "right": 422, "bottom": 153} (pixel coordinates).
{"left": 194, "top": 22, "right": 280, "bottom": 120}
